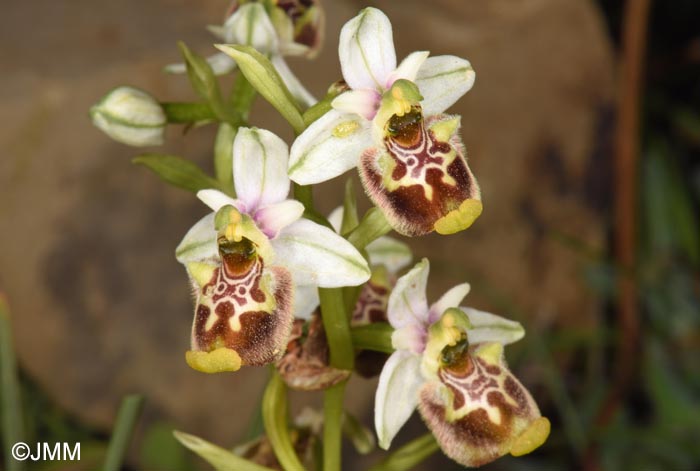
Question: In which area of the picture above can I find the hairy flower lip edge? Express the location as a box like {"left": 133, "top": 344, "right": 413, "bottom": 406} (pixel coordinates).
{"left": 374, "top": 259, "right": 548, "bottom": 464}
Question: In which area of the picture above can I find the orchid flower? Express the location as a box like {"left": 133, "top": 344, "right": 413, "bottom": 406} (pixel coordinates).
{"left": 289, "top": 7, "right": 482, "bottom": 236}
{"left": 175, "top": 127, "right": 370, "bottom": 373}
{"left": 375, "top": 259, "right": 550, "bottom": 466}
{"left": 166, "top": 0, "right": 321, "bottom": 106}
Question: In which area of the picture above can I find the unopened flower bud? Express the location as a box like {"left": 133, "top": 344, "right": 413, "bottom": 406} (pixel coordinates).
{"left": 90, "top": 86, "right": 165, "bottom": 147}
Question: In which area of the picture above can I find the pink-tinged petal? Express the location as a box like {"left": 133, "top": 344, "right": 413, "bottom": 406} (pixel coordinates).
{"left": 187, "top": 238, "right": 294, "bottom": 371}
{"left": 233, "top": 127, "right": 290, "bottom": 211}
{"left": 276, "top": 312, "right": 351, "bottom": 391}
{"left": 375, "top": 350, "right": 424, "bottom": 449}
{"left": 332, "top": 89, "right": 381, "bottom": 121}
{"left": 359, "top": 113, "right": 481, "bottom": 236}
{"left": 293, "top": 284, "right": 319, "bottom": 320}
{"left": 391, "top": 323, "right": 427, "bottom": 355}
{"left": 386, "top": 51, "right": 430, "bottom": 87}
{"left": 271, "top": 55, "right": 317, "bottom": 108}
{"left": 418, "top": 342, "right": 549, "bottom": 466}
{"left": 415, "top": 55, "right": 475, "bottom": 115}
{"left": 339, "top": 7, "right": 396, "bottom": 90}
{"left": 428, "top": 283, "right": 471, "bottom": 323}
{"left": 461, "top": 307, "right": 525, "bottom": 346}
{"left": 175, "top": 213, "right": 218, "bottom": 264}
{"left": 254, "top": 199, "right": 305, "bottom": 238}
{"left": 288, "top": 110, "right": 372, "bottom": 185}
{"left": 197, "top": 189, "right": 239, "bottom": 212}
{"left": 271, "top": 219, "right": 370, "bottom": 287}
{"left": 387, "top": 258, "right": 430, "bottom": 328}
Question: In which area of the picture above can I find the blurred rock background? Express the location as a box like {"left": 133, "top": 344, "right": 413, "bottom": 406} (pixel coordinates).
{"left": 2, "top": 0, "right": 698, "bottom": 470}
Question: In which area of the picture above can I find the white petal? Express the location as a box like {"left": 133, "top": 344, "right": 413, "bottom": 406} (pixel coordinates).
{"left": 254, "top": 199, "right": 305, "bottom": 238}
{"left": 270, "top": 219, "right": 370, "bottom": 287}
{"left": 196, "top": 189, "right": 238, "bottom": 212}
{"left": 331, "top": 89, "right": 381, "bottom": 121}
{"left": 387, "top": 259, "right": 430, "bottom": 328}
{"left": 271, "top": 55, "right": 317, "bottom": 108}
{"left": 375, "top": 351, "right": 423, "bottom": 449}
{"left": 293, "top": 284, "right": 320, "bottom": 320}
{"left": 175, "top": 213, "right": 218, "bottom": 263}
{"left": 288, "top": 110, "right": 372, "bottom": 185}
{"left": 428, "top": 282, "right": 471, "bottom": 322}
{"left": 227, "top": 3, "right": 279, "bottom": 55}
{"left": 327, "top": 206, "right": 344, "bottom": 233}
{"left": 415, "top": 55, "right": 475, "bottom": 115}
{"left": 339, "top": 7, "right": 396, "bottom": 90}
{"left": 387, "top": 51, "right": 430, "bottom": 87}
{"left": 461, "top": 307, "right": 525, "bottom": 346}
{"left": 366, "top": 237, "right": 412, "bottom": 274}
{"left": 233, "top": 127, "right": 290, "bottom": 211}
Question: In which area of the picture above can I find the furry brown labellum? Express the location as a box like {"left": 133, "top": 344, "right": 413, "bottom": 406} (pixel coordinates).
{"left": 186, "top": 235, "right": 293, "bottom": 373}
{"left": 418, "top": 341, "right": 550, "bottom": 467}
{"left": 276, "top": 311, "right": 350, "bottom": 390}
{"left": 359, "top": 111, "right": 482, "bottom": 236}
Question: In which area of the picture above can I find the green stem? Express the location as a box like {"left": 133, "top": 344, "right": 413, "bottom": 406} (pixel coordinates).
{"left": 0, "top": 295, "right": 25, "bottom": 471}
{"left": 323, "top": 382, "right": 347, "bottom": 471}
{"left": 319, "top": 289, "right": 354, "bottom": 370}
{"left": 367, "top": 433, "right": 440, "bottom": 471}
{"left": 347, "top": 208, "right": 392, "bottom": 250}
{"left": 318, "top": 290, "right": 353, "bottom": 469}
{"left": 161, "top": 102, "right": 218, "bottom": 123}
{"left": 103, "top": 394, "right": 144, "bottom": 471}
{"left": 262, "top": 371, "right": 305, "bottom": 471}
{"left": 350, "top": 323, "right": 394, "bottom": 354}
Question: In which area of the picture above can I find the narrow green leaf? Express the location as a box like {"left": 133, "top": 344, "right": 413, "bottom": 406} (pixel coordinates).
{"left": 350, "top": 323, "right": 394, "bottom": 353}
{"left": 174, "top": 431, "right": 274, "bottom": 471}
{"left": 347, "top": 208, "right": 392, "bottom": 250}
{"left": 133, "top": 154, "right": 224, "bottom": 194}
{"left": 103, "top": 394, "right": 144, "bottom": 471}
{"left": 178, "top": 42, "right": 237, "bottom": 125}
{"left": 645, "top": 341, "right": 700, "bottom": 427}
{"left": 367, "top": 433, "right": 439, "bottom": 471}
{"left": 215, "top": 44, "right": 305, "bottom": 134}
{"left": 262, "top": 372, "right": 306, "bottom": 471}
{"left": 0, "top": 295, "right": 25, "bottom": 471}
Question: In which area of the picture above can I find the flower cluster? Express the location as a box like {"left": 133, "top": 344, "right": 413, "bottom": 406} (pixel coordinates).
{"left": 91, "top": 5, "right": 549, "bottom": 469}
